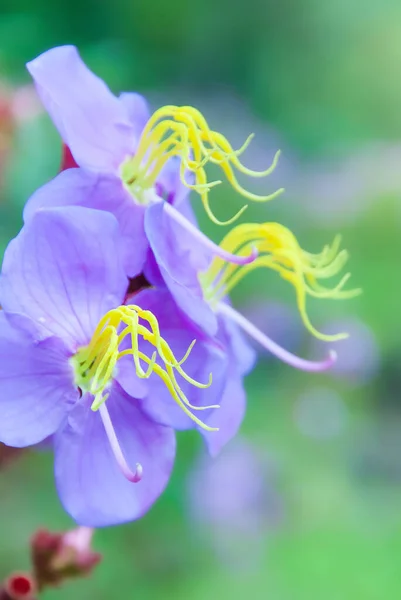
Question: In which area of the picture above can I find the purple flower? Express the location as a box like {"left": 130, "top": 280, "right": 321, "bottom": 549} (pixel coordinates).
{"left": 146, "top": 202, "right": 360, "bottom": 370}
{"left": 24, "top": 46, "right": 360, "bottom": 371}
{"left": 21, "top": 46, "right": 360, "bottom": 428}
{"left": 0, "top": 205, "right": 229, "bottom": 526}
{"left": 24, "top": 45, "right": 259, "bottom": 279}
{"left": 128, "top": 287, "right": 256, "bottom": 457}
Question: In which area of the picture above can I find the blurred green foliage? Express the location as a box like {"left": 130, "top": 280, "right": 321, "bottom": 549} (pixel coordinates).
{"left": 0, "top": 0, "right": 400, "bottom": 598}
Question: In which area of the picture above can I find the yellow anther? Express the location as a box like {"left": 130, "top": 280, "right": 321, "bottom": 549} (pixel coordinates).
{"left": 72, "top": 305, "right": 217, "bottom": 431}
{"left": 120, "top": 105, "right": 284, "bottom": 225}
{"left": 201, "top": 223, "right": 361, "bottom": 342}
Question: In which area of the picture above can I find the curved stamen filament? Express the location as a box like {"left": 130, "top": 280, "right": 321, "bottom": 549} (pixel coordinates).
{"left": 201, "top": 222, "right": 361, "bottom": 342}
{"left": 73, "top": 305, "right": 216, "bottom": 431}
{"left": 217, "top": 302, "right": 337, "bottom": 372}
{"left": 120, "top": 105, "right": 284, "bottom": 225}
{"left": 99, "top": 403, "right": 143, "bottom": 482}
{"left": 118, "top": 349, "right": 219, "bottom": 430}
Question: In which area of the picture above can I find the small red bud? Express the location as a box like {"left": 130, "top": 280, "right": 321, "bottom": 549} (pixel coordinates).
{"left": 0, "top": 573, "right": 36, "bottom": 600}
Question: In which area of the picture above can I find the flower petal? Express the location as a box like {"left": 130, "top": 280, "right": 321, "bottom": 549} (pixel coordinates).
{"left": 120, "top": 288, "right": 228, "bottom": 431}
{"left": 1, "top": 206, "right": 127, "bottom": 350}
{"left": 145, "top": 202, "right": 217, "bottom": 336}
{"left": 139, "top": 328, "right": 228, "bottom": 431}
{"left": 115, "top": 356, "right": 148, "bottom": 399}
{"left": 119, "top": 92, "right": 150, "bottom": 139}
{"left": 143, "top": 247, "right": 165, "bottom": 288}
{"left": 27, "top": 45, "right": 134, "bottom": 172}
{"left": 23, "top": 169, "right": 148, "bottom": 278}
{"left": 219, "top": 310, "right": 257, "bottom": 376}
{"left": 156, "top": 157, "right": 193, "bottom": 207}
{"left": 0, "top": 313, "right": 77, "bottom": 447}
{"left": 201, "top": 371, "right": 247, "bottom": 457}
{"left": 54, "top": 385, "right": 176, "bottom": 526}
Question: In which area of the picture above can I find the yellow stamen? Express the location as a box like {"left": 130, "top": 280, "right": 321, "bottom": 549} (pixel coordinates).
{"left": 71, "top": 305, "right": 217, "bottom": 431}
{"left": 120, "top": 105, "right": 284, "bottom": 225}
{"left": 200, "top": 223, "right": 361, "bottom": 342}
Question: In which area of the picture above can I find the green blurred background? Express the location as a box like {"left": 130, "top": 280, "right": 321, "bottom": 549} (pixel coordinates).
{"left": 0, "top": 0, "right": 400, "bottom": 598}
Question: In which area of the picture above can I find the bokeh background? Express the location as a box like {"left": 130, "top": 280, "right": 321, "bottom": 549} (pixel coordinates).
{"left": 0, "top": 0, "right": 400, "bottom": 598}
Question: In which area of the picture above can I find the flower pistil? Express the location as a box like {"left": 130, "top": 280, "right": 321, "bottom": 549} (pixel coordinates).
{"left": 71, "top": 304, "right": 219, "bottom": 483}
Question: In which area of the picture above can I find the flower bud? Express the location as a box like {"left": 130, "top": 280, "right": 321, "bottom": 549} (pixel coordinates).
{"left": 0, "top": 573, "right": 36, "bottom": 600}
{"left": 31, "top": 527, "right": 101, "bottom": 590}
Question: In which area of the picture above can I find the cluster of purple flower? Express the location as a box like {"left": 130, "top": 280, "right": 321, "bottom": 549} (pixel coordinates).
{"left": 0, "top": 46, "right": 359, "bottom": 526}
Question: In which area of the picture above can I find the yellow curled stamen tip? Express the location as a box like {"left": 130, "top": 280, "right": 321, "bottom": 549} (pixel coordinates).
{"left": 262, "top": 187, "right": 285, "bottom": 202}
{"left": 206, "top": 203, "right": 248, "bottom": 227}
{"left": 197, "top": 180, "right": 222, "bottom": 190}
{"left": 233, "top": 133, "right": 255, "bottom": 157}
{"left": 186, "top": 180, "right": 221, "bottom": 191}
{"left": 276, "top": 186, "right": 285, "bottom": 195}
{"left": 313, "top": 330, "right": 349, "bottom": 342}
{"left": 206, "top": 426, "right": 219, "bottom": 432}
{"left": 241, "top": 148, "right": 282, "bottom": 178}
{"left": 178, "top": 340, "right": 197, "bottom": 365}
